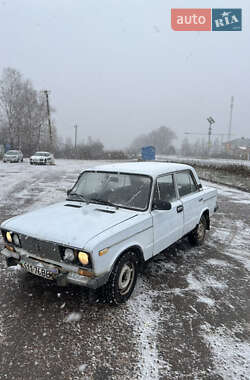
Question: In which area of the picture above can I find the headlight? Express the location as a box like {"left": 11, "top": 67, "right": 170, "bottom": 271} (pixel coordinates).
{"left": 12, "top": 233, "right": 21, "bottom": 247}
{"left": 78, "top": 251, "right": 89, "bottom": 266}
{"left": 63, "top": 248, "right": 75, "bottom": 262}
{"left": 6, "top": 231, "right": 12, "bottom": 243}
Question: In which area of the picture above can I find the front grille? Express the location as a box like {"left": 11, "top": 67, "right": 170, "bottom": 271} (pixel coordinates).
{"left": 20, "top": 235, "right": 61, "bottom": 261}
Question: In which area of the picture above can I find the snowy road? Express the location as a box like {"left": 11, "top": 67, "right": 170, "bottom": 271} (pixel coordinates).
{"left": 0, "top": 160, "right": 249, "bottom": 380}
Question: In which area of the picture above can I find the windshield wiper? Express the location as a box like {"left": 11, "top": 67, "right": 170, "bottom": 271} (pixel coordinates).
{"left": 89, "top": 198, "right": 118, "bottom": 208}
{"left": 67, "top": 192, "right": 89, "bottom": 203}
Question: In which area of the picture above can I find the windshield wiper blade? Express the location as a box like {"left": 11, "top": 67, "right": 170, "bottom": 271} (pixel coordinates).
{"left": 89, "top": 198, "right": 118, "bottom": 208}
{"left": 67, "top": 192, "right": 89, "bottom": 203}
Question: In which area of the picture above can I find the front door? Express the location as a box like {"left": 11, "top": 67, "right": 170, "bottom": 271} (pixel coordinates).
{"left": 174, "top": 170, "right": 202, "bottom": 235}
{"left": 151, "top": 174, "right": 184, "bottom": 255}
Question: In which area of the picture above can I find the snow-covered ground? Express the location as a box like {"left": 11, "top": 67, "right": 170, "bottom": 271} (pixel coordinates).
{"left": 0, "top": 159, "right": 249, "bottom": 380}
{"left": 157, "top": 155, "right": 250, "bottom": 168}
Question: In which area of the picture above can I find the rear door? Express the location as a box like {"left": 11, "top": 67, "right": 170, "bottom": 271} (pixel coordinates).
{"left": 152, "top": 173, "right": 184, "bottom": 255}
{"left": 174, "top": 170, "right": 202, "bottom": 235}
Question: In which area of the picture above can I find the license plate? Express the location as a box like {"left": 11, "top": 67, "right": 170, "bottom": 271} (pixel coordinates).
{"left": 22, "top": 262, "right": 57, "bottom": 280}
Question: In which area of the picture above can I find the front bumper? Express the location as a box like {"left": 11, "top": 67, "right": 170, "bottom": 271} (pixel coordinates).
{"left": 30, "top": 160, "right": 47, "bottom": 165}
{"left": 3, "top": 158, "right": 18, "bottom": 162}
{"left": 1, "top": 248, "right": 109, "bottom": 289}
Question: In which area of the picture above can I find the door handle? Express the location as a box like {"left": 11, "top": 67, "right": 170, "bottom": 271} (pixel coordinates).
{"left": 177, "top": 205, "right": 184, "bottom": 213}
{"left": 199, "top": 198, "right": 203, "bottom": 202}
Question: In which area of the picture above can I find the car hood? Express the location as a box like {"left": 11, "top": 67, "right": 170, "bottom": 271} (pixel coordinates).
{"left": 1, "top": 202, "right": 138, "bottom": 248}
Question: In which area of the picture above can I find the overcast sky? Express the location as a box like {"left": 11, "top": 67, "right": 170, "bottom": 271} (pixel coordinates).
{"left": 0, "top": 0, "right": 249, "bottom": 149}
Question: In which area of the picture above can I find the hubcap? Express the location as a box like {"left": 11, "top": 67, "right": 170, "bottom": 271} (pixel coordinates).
{"left": 197, "top": 222, "right": 205, "bottom": 240}
{"left": 118, "top": 263, "right": 135, "bottom": 295}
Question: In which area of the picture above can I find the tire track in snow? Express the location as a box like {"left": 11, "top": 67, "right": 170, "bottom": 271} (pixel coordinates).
{"left": 126, "top": 279, "right": 170, "bottom": 379}
{"left": 0, "top": 308, "right": 6, "bottom": 346}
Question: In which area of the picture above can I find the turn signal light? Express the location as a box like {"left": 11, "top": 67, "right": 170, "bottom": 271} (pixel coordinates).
{"left": 99, "top": 248, "right": 109, "bottom": 256}
{"left": 5, "top": 244, "right": 15, "bottom": 252}
{"left": 78, "top": 269, "right": 94, "bottom": 277}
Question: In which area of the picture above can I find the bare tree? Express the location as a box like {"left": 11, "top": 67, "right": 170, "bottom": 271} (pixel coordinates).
{"left": 181, "top": 137, "right": 192, "bottom": 156}
{"left": 0, "top": 68, "right": 23, "bottom": 147}
{"left": 0, "top": 67, "right": 56, "bottom": 155}
{"left": 129, "top": 126, "right": 177, "bottom": 154}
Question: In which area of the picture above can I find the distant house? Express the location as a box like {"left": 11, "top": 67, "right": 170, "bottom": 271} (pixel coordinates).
{"left": 223, "top": 137, "right": 250, "bottom": 160}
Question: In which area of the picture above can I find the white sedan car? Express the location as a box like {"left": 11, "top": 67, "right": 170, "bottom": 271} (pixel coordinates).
{"left": 1, "top": 162, "right": 217, "bottom": 305}
{"left": 30, "top": 151, "right": 55, "bottom": 165}
{"left": 3, "top": 150, "right": 23, "bottom": 163}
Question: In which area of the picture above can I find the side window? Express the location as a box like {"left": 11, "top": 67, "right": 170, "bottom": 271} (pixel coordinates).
{"left": 154, "top": 174, "right": 176, "bottom": 202}
{"left": 175, "top": 171, "right": 198, "bottom": 197}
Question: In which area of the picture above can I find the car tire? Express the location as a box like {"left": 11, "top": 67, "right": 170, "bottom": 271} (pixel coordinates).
{"left": 102, "top": 251, "right": 138, "bottom": 305}
{"left": 188, "top": 215, "right": 207, "bottom": 246}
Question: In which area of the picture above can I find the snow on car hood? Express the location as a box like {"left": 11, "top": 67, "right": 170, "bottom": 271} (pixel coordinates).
{"left": 1, "top": 202, "right": 138, "bottom": 248}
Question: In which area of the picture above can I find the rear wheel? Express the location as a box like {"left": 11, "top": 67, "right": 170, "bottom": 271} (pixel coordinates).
{"left": 103, "top": 251, "right": 138, "bottom": 305}
{"left": 188, "top": 215, "right": 207, "bottom": 245}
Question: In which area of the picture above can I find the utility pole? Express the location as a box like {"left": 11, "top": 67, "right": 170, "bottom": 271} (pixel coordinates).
{"left": 42, "top": 90, "right": 52, "bottom": 146}
{"left": 74, "top": 124, "right": 78, "bottom": 150}
{"left": 228, "top": 96, "right": 234, "bottom": 142}
{"left": 206, "top": 116, "right": 215, "bottom": 155}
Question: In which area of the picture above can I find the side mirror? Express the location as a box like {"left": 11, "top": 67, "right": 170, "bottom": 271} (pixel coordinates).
{"left": 67, "top": 189, "right": 71, "bottom": 196}
{"left": 153, "top": 200, "right": 172, "bottom": 210}
{"left": 198, "top": 183, "right": 203, "bottom": 190}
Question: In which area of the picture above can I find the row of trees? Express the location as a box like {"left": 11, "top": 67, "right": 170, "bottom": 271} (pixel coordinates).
{"left": 128, "top": 126, "right": 177, "bottom": 155}
{"left": 0, "top": 67, "right": 180, "bottom": 159}
{"left": 55, "top": 136, "right": 128, "bottom": 160}
{"left": 180, "top": 137, "right": 224, "bottom": 157}
{"left": 0, "top": 68, "right": 56, "bottom": 156}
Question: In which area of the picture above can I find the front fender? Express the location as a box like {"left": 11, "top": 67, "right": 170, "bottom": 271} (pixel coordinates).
{"left": 89, "top": 221, "right": 154, "bottom": 277}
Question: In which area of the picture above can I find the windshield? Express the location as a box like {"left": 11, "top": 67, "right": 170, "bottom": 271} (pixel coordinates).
{"left": 34, "top": 152, "right": 49, "bottom": 157}
{"left": 6, "top": 151, "right": 18, "bottom": 155}
{"left": 68, "top": 171, "right": 152, "bottom": 210}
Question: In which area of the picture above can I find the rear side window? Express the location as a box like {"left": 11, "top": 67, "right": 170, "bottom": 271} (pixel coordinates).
{"left": 175, "top": 171, "right": 198, "bottom": 197}
{"left": 154, "top": 174, "right": 177, "bottom": 202}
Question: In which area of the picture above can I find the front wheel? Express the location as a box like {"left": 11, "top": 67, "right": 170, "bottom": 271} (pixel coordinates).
{"left": 103, "top": 251, "right": 138, "bottom": 305}
{"left": 188, "top": 215, "right": 207, "bottom": 245}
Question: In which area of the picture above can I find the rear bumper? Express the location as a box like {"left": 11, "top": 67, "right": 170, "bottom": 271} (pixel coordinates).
{"left": 1, "top": 248, "right": 109, "bottom": 289}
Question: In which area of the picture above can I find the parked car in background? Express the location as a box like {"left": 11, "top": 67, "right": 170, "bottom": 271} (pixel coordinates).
{"left": 3, "top": 150, "right": 23, "bottom": 163}
{"left": 30, "top": 151, "right": 55, "bottom": 165}
{"left": 0, "top": 162, "right": 217, "bottom": 305}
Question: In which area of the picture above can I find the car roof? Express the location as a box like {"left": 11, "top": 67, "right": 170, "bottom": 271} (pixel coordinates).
{"left": 34, "top": 151, "right": 50, "bottom": 154}
{"left": 85, "top": 161, "right": 192, "bottom": 177}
